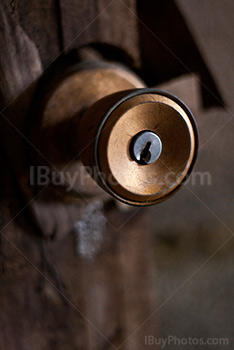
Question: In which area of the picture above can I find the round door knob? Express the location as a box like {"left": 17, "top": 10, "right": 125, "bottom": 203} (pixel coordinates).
{"left": 29, "top": 60, "right": 198, "bottom": 206}
{"left": 77, "top": 88, "right": 198, "bottom": 206}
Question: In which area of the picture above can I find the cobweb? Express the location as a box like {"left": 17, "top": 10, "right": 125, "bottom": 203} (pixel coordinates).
{"left": 74, "top": 200, "right": 106, "bottom": 260}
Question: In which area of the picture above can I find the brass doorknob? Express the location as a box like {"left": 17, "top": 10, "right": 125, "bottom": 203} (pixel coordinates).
{"left": 30, "top": 61, "right": 198, "bottom": 206}
{"left": 78, "top": 88, "right": 197, "bottom": 205}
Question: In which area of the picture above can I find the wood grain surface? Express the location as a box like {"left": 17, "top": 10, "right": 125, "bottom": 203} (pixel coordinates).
{"left": 0, "top": 1, "right": 158, "bottom": 349}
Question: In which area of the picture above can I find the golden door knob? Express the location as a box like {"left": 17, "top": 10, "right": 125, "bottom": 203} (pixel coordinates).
{"left": 77, "top": 88, "right": 197, "bottom": 206}
{"left": 30, "top": 61, "right": 198, "bottom": 206}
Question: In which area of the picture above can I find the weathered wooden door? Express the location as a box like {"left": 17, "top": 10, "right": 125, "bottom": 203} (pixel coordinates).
{"left": 0, "top": 1, "right": 159, "bottom": 349}
{"left": 0, "top": 1, "right": 223, "bottom": 349}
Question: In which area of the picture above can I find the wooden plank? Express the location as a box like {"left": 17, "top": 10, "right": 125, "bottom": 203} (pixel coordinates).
{"left": 0, "top": 193, "right": 157, "bottom": 349}
{"left": 97, "top": 0, "right": 140, "bottom": 66}
{"left": 137, "top": 0, "right": 223, "bottom": 108}
{"left": 0, "top": 0, "right": 61, "bottom": 108}
{"left": 0, "top": 1, "right": 158, "bottom": 349}
{"left": 60, "top": 0, "right": 140, "bottom": 66}
{"left": 0, "top": 0, "right": 62, "bottom": 224}
{"left": 0, "top": 221, "right": 88, "bottom": 350}
{"left": 116, "top": 210, "right": 158, "bottom": 349}
{"left": 59, "top": 0, "right": 99, "bottom": 49}
{"left": 0, "top": 0, "right": 62, "bottom": 182}
{"left": 176, "top": 0, "right": 234, "bottom": 106}
{"left": 48, "top": 206, "right": 158, "bottom": 350}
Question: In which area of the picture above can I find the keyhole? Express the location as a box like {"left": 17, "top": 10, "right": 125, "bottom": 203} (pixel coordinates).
{"left": 140, "top": 142, "right": 151, "bottom": 164}
{"left": 130, "top": 130, "right": 162, "bottom": 166}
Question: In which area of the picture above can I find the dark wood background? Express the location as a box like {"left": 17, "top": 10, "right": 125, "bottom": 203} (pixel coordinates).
{"left": 0, "top": 1, "right": 227, "bottom": 349}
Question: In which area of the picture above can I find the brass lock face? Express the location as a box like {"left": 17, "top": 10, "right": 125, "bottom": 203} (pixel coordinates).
{"left": 78, "top": 89, "right": 198, "bottom": 206}
{"left": 30, "top": 61, "right": 198, "bottom": 206}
